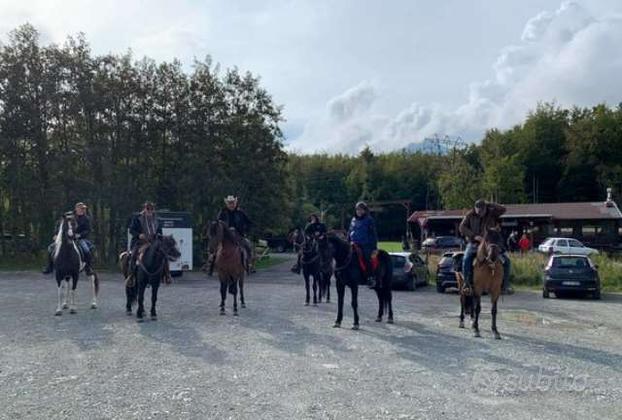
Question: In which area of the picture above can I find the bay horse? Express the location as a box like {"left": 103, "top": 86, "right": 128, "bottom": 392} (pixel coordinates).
{"left": 122, "top": 235, "right": 180, "bottom": 321}
{"left": 321, "top": 234, "right": 391, "bottom": 330}
{"left": 471, "top": 229, "right": 504, "bottom": 339}
{"left": 207, "top": 221, "right": 246, "bottom": 315}
{"left": 53, "top": 213, "right": 99, "bottom": 315}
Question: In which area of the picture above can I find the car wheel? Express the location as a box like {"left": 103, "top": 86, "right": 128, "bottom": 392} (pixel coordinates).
{"left": 407, "top": 276, "right": 416, "bottom": 291}
{"left": 542, "top": 288, "right": 549, "bottom": 299}
{"left": 436, "top": 283, "right": 445, "bottom": 293}
{"left": 276, "top": 245, "right": 285, "bottom": 253}
{"left": 593, "top": 289, "right": 601, "bottom": 300}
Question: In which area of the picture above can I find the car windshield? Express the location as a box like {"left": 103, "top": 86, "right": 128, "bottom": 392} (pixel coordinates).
{"left": 551, "top": 257, "right": 589, "bottom": 269}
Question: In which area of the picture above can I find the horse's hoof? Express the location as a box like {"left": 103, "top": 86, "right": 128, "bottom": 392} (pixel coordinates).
{"left": 474, "top": 331, "right": 481, "bottom": 338}
{"left": 241, "top": 303, "right": 246, "bottom": 309}
{"left": 387, "top": 319, "right": 394, "bottom": 324}
{"left": 313, "top": 303, "right": 318, "bottom": 307}
{"left": 493, "top": 332, "right": 501, "bottom": 340}
{"left": 351, "top": 324, "right": 360, "bottom": 331}
{"left": 55, "top": 310, "right": 62, "bottom": 316}
{"left": 459, "top": 321, "right": 465, "bottom": 329}
{"left": 375, "top": 317, "right": 382, "bottom": 322}
{"left": 69, "top": 309, "right": 77, "bottom": 314}
{"left": 126, "top": 310, "right": 132, "bottom": 316}
{"left": 304, "top": 302, "right": 309, "bottom": 306}
{"left": 151, "top": 315, "right": 158, "bottom": 321}
{"left": 91, "top": 303, "right": 97, "bottom": 309}
{"left": 220, "top": 311, "right": 226, "bottom": 316}
{"left": 233, "top": 311, "right": 239, "bottom": 316}
{"left": 62, "top": 304, "right": 69, "bottom": 309}
{"left": 333, "top": 322, "right": 341, "bottom": 328}
{"left": 137, "top": 318, "right": 144, "bottom": 323}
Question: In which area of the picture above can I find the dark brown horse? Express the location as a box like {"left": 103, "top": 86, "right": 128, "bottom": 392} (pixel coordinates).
{"left": 471, "top": 229, "right": 504, "bottom": 339}
{"left": 207, "top": 221, "right": 246, "bottom": 315}
{"left": 372, "top": 249, "right": 393, "bottom": 323}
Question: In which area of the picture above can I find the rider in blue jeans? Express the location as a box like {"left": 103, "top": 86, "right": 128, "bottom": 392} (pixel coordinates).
{"left": 459, "top": 199, "right": 513, "bottom": 294}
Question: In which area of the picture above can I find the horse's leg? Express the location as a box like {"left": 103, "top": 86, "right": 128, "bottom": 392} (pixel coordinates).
{"left": 69, "top": 274, "right": 78, "bottom": 314}
{"left": 375, "top": 289, "right": 383, "bottom": 322}
{"left": 326, "top": 274, "right": 331, "bottom": 303}
{"left": 304, "top": 272, "right": 310, "bottom": 306}
{"left": 219, "top": 279, "right": 227, "bottom": 315}
{"left": 472, "top": 295, "right": 481, "bottom": 337}
{"left": 387, "top": 288, "right": 394, "bottom": 324}
{"left": 334, "top": 279, "right": 345, "bottom": 328}
{"left": 136, "top": 276, "right": 146, "bottom": 321}
{"left": 239, "top": 274, "right": 246, "bottom": 308}
{"left": 459, "top": 295, "right": 465, "bottom": 328}
{"left": 150, "top": 280, "right": 159, "bottom": 320}
{"left": 312, "top": 274, "right": 318, "bottom": 306}
{"left": 351, "top": 283, "right": 360, "bottom": 330}
{"left": 63, "top": 278, "right": 70, "bottom": 309}
{"left": 125, "top": 284, "right": 135, "bottom": 315}
{"left": 90, "top": 274, "right": 99, "bottom": 309}
{"left": 55, "top": 277, "right": 63, "bottom": 316}
{"left": 232, "top": 278, "right": 239, "bottom": 316}
{"left": 491, "top": 296, "right": 501, "bottom": 340}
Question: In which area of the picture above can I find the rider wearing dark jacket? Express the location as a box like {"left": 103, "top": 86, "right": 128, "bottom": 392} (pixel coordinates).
{"left": 126, "top": 202, "right": 165, "bottom": 283}
{"left": 292, "top": 214, "right": 327, "bottom": 274}
{"left": 348, "top": 201, "right": 378, "bottom": 287}
{"left": 43, "top": 202, "right": 94, "bottom": 275}
{"left": 211, "top": 195, "right": 253, "bottom": 275}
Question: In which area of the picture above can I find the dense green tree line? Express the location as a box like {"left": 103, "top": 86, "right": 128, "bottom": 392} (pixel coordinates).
{"left": 0, "top": 25, "right": 288, "bottom": 262}
{"left": 2, "top": 24, "right": 621, "bottom": 262}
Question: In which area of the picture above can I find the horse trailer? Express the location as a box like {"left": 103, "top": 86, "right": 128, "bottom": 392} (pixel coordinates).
{"left": 127, "top": 211, "right": 193, "bottom": 277}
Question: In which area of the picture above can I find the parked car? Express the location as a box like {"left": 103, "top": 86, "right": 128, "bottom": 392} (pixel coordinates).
{"left": 422, "top": 236, "right": 464, "bottom": 254}
{"left": 542, "top": 254, "right": 601, "bottom": 299}
{"left": 436, "top": 251, "right": 463, "bottom": 293}
{"left": 388, "top": 252, "right": 429, "bottom": 291}
{"left": 537, "top": 237, "right": 599, "bottom": 256}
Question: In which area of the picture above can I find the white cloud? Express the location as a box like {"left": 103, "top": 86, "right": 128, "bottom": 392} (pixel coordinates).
{"left": 290, "top": 1, "right": 622, "bottom": 154}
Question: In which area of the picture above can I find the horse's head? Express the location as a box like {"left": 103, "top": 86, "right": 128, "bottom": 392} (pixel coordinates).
{"left": 159, "top": 234, "right": 181, "bottom": 261}
{"left": 302, "top": 234, "right": 318, "bottom": 254}
{"left": 480, "top": 228, "right": 504, "bottom": 264}
{"left": 58, "top": 212, "right": 77, "bottom": 242}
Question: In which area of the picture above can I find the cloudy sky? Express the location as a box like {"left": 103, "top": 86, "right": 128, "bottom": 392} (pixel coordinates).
{"left": 1, "top": 0, "right": 621, "bottom": 153}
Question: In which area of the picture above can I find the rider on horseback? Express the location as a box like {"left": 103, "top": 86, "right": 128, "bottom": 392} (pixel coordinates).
{"left": 212, "top": 195, "right": 253, "bottom": 275}
{"left": 126, "top": 201, "right": 167, "bottom": 283}
{"left": 43, "top": 202, "right": 94, "bottom": 276}
{"left": 348, "top": 201, "right": 378, "bottom": 288}
{"left": 291, "top": 214, "right": 327, "bottom": 274}
{"left": 459, "top": 199, "right": 513, "bottom": 294}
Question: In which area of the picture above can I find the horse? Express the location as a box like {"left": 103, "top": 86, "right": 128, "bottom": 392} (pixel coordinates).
{"left": 207, "top": 221, "right": 246, "bottom": 315}
{"left": 454, "top": 260, "right": 474, "bottom": 329}
{"left": 293, "top": 230, "right": 324, "bottom": 306}
{"left": 317, "top": 236, "right": 333, "bottom": 303}
{"left": 471, "top": 228, "right": 504, "bottom": 339}
{"left": 372, "top": 249, "right": 394, "bottom": 324}
{"left": 321, "top": 234, "right": 391, "bottom": 330}
{"left": 122, "top": 235, "right": 180, "bottom": 322}
{"left": 52, "top": 213, "right": 100, "bottom": 315}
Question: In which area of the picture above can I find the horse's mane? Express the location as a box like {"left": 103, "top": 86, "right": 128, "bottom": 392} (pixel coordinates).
{"left": 483, "top": 229, "right": 503, "bottom": 246}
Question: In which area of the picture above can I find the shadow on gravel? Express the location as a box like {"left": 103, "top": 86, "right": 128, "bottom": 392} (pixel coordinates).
{"left": 503, "top": 333, "right": 622, "bottom": 371}
{"left": 137, "top": 320, "right": 228, "bottom": 365}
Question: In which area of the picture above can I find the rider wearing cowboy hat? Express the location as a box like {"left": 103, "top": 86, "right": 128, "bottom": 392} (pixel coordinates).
{"left": 459, "top": 199, "right": 513, "bottom": 294}
{"left": 212, "top": 195, "right": 254, "bottom": 274}
{"left": 43, "top": 202, "right": 95, "bottom": 276}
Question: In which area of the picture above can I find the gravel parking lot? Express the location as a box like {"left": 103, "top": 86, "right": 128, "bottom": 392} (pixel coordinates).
{"left": 1, "top": 261, "right": 621, "bottom": 419}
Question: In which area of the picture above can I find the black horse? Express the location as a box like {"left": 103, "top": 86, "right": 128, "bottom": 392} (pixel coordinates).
{"left": 300, "top": 233, "right": 322, "bottom": 306}
{"left": 372, "top": 250, "right": 394, "bottom": 324}
{"left": 317, "top": 236, "right": 333, "bottom": 303}
{"left": 125, "top": 235, "right": 180, "bottom": 322}
{"left": 53, "top": 213, "right": 100, "bottom": 315}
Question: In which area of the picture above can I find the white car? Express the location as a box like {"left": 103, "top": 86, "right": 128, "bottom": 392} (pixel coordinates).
{"left": 537, "top": 237, "right": 599, "bottom": 256}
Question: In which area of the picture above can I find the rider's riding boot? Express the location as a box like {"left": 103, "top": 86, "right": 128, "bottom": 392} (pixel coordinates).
{"left": 84, "top": 253, "right": 94, "bottom": 276}
{"left": 42, "top": 255, "right": 54, "bottom": 274}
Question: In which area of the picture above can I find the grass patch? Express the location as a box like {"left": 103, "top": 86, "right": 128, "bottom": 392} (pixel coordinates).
{"left": 255, "top": 255, "right": 289, "bottom": 270}
{"left": 378, "top": 241, "right": 405, "bottom": 252}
